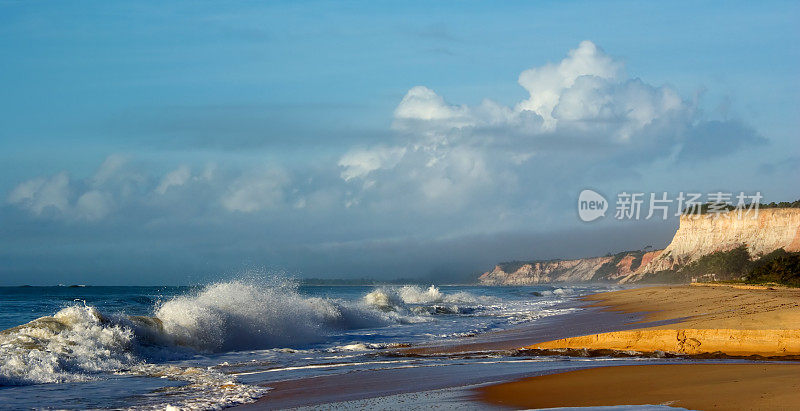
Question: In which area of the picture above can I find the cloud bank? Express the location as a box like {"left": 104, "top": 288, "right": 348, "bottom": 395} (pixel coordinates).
{"left": 2, "top": 41, "right": 772, "bottom": 282}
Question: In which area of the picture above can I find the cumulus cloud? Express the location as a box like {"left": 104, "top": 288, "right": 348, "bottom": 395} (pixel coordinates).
{"left": 339, "top": 40, "right": 765, "bottom": 214}
{"left": 5, "top": 155, "right": 294, "bottom": 221}
{"left": 7, "top": 172, "right": 115, "bottom": 221}
{"left": 391, "top": 40, "right": 688, "bottom": 146}
{"left": 0, "top": 40, "right": 780, "bottom": 282}
{"left": 75, "top": 190, "right": 113, "bottom": 221}
{"left": 222, "top": 168, "right": 290, "bottom": 212}
{"left": 338, "top": 146, "right": 407, "bottom": 181}
{"left": 517, "top": 40, "right": 624, "bottom": 130}
{"left": 7, "top": 172, "right": 71, "bottom": 215}
{"left": 92, "top": 154, "right": 127, "bottom": 186}
{"left": 4, "top": 41, "right": 768, "bottom": 238}
{"left": 156, "top": 165, "right": 192, "bottom": 194}
{"left": 394, "top": 86, "right": 469, "bottom": 123}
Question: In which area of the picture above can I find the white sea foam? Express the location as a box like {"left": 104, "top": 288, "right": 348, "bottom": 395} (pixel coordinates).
{"left": 0, "top": 305, "right": 133, "bottom": 385}
{"left": 0, "top": 279, "right": 580, "bottom": 410}
{"left": 154, "top": 280, "right": 391, "bottom": 352}
{"left": 0, "top": 279, "right": 409, "bottom": 388}
{"left": 363, "top": 285, "right": 494, "bottom": 315}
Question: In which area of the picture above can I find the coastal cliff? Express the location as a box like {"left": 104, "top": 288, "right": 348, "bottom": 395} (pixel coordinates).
{"left": 626, "top": 208, "right": 800, "bottom": 280}
{"left": 478, "top": 250, "right": 662, "bottom": 285}
{"left": 479, "top": 208, "right": 800, "bottom": 285}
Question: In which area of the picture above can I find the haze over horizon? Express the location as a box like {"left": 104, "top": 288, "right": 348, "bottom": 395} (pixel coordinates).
{"left": 1, "top": 1, "right": 798, "bottom": 285}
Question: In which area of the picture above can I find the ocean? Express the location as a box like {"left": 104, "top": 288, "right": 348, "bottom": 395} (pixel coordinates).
{"left": 0, "top": 279, "right": 667, "bottom": 409}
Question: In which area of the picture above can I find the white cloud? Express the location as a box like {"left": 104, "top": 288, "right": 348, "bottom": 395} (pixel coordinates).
{"left": 222, "top": 168, "right": 290, "bottom": 212}
{"left": 389, "top": 41, "right": 687, "bottom": 145}
{"left": 4, "top": 41, "right": 764, "bottom": 237}
{"left": 75, "top": 190, "right": 113, "bottom": 221}
{"left": 7, "top": 173, "right": 113, "bottom": 221}
{"left": 7, "top": 172, "right": 71, "bottom": 215}
{"left": 156, "top": 165, "right": 192, "bottom": 194}
{"left": 517, "top": 40, "right": 623, "bottom": 129}
{"left": 394, "top": 86, "right": 469, "bottom": 122}
{"left": 336, "top": 40, "right": 758, "bottom": 217}
{"left": 338, "top": 146, "right": 407, "bottom": 181}
{"left": 92, "top": 154, "right": 127, "bottom": 186}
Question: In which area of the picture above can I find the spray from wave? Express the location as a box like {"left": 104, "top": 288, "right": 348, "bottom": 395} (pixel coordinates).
{"left": 154, "top": 279, "right": 392, "bottom": 352}
{"left": 0, "top": 278, "right": 413, "bottom": 388}
{"left": 0, "top": 304, "right": 136, "bottom": 385}
{"left": 363, "top": 285, "right": 495, "bottom": 315}
{"left": 0, "top": 278, "right": 514, "bottom": 411}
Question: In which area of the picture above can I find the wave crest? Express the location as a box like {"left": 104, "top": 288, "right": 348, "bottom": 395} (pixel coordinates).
{"left": 155, "top": 280, "right": 389, "bottom": 352}
{"left": 0, "top": 305, "right": 136, "bottom": 385}
{"left": 0, "top": 279, "right": 401, "bottom": 388}
{"left": 364, "top": 285, "right": 492, "bottom": 315}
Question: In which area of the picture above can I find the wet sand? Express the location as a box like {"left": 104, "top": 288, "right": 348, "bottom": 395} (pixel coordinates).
{"left": 478, "top": 363, "right": 800, "bottom": 410}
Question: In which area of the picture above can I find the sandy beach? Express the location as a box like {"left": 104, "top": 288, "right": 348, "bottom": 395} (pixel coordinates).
{"left": 476, "top": 284, "right": 800, "bottom": 410}
{"left": 526, "top": 284, "right": 800, "bottom": 356}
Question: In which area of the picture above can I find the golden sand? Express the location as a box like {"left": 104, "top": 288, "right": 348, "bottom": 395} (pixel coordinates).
{"left": 525, "top": 285, "right": 800, "bottom": 356}
{"left": 478, "top": 285, "right": 800, "bottom": 410}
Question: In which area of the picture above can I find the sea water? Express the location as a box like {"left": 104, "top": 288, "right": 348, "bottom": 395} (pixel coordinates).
{"left": 0, "top": 280, "right": 628, "bottom": 409}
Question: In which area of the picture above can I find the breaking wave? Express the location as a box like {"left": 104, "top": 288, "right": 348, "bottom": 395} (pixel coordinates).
{"left": 363, "top": 285, "right": 495, "bottom": 315}
{"left": 0, "top": 279, "right": 509, "bottom": 406}
{"left": 154, "top": 280, "right": 392, "bottom": 352}
{"left": 0, "top": 279, "right": 405, "bottom": 390}
{"left": 0, "top": 304, "right": 137, "bottom": 385}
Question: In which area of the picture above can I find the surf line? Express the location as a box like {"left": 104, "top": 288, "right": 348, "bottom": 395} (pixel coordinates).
{"left": 233, "top": 359, "right": 419, "bottom": 376}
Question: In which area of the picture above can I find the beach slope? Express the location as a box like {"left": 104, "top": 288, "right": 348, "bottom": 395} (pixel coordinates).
{"left": 526, "top": 284, "right": 800, "bottom": 356}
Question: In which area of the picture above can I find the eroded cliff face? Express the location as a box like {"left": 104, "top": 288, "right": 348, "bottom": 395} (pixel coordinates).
{"left": 479, "top": 208, "right": 800, "bottom": 285}
{"left": 642, "top": 208, "right": 800, "bottom": 271}
{"left": 479, "top": 256, "right": 612, "bottom": 285}
{"left": 478, "top": 250, "right": 662, "bottom": 285}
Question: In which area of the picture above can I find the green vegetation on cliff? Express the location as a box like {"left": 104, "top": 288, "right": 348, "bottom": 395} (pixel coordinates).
{"left": 639, "top": 246, "right": 800, "bottom": 286}
{"left": 681, "top": 245, "right": 751, "bottom": 280}
{"left": 682, "top": 199, "right": 800, "bottom": 215}
{"left": 745, "top": 249, "right": 800, "bottom": 287}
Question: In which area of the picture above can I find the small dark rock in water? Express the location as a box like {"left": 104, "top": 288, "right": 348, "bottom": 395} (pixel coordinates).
{"left": 531, "top": 292, "right": 543, "bottom": 297}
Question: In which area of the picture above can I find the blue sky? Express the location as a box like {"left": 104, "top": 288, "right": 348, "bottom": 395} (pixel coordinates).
{"left": 1, "top": 1, "right": 798, "bottom": 284}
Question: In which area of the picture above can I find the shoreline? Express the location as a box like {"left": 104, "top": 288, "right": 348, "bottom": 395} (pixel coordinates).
{"left": 238, "top": 284, "right": 800, "bottom": 409}
{"left": 237, "top": 291, "right": 651, "bottom": 409}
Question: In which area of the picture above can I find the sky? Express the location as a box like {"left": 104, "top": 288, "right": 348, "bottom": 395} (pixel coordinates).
{"left": 1, "top": 1, "right": 798, "bottom": 285}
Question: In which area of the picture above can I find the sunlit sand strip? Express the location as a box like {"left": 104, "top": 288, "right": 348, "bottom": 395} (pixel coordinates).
{"left": 526, "top": 328, "right": 800, "bottom": 357}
